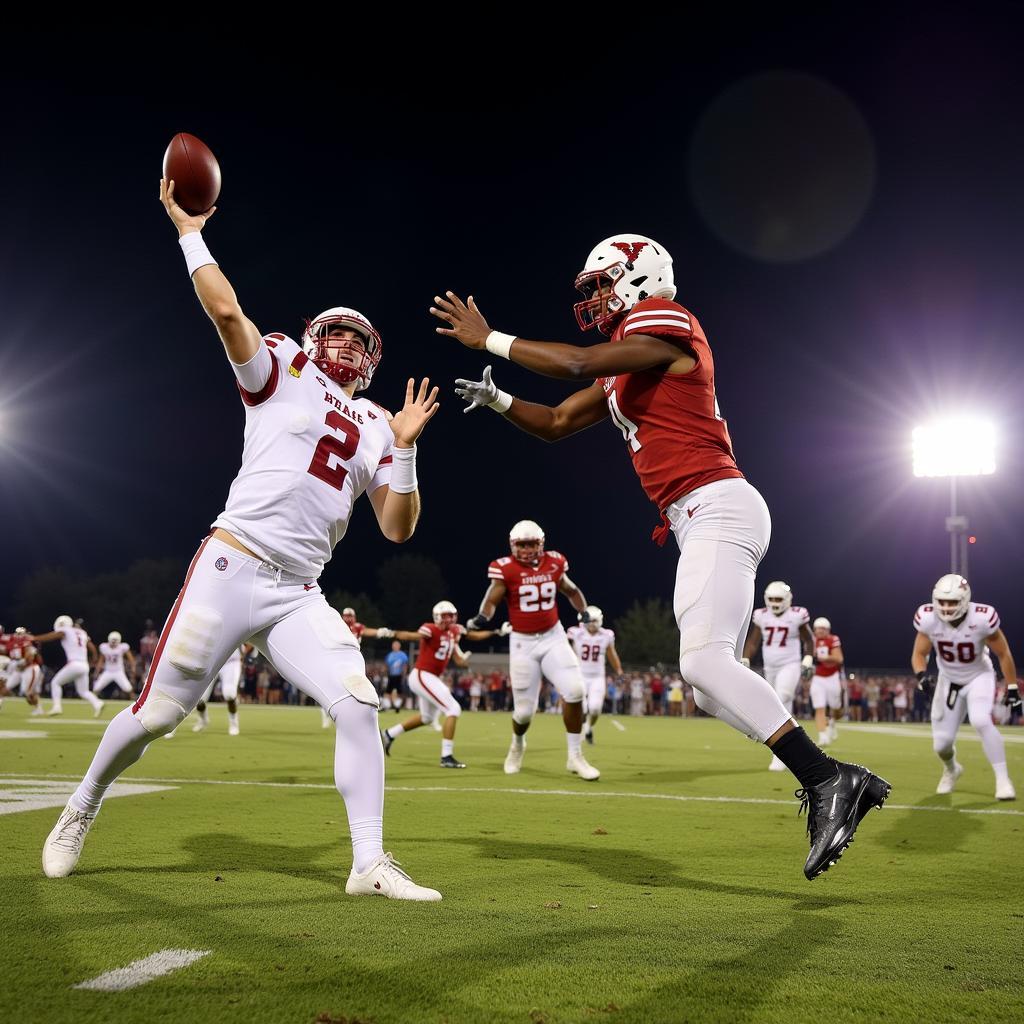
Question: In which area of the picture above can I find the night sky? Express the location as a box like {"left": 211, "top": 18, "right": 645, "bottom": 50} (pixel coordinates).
{"left": 2, "top": 9, "right": 1023, "bottom": 668}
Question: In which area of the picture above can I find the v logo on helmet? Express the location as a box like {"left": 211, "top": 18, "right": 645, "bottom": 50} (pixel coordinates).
{"left": 611, "top": 241, "right": 649, "bottom": 263}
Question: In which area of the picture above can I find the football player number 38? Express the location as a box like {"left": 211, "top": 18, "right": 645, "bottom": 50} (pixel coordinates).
{"left": 520, "top": 582, "right": 557, "bottom": 612}
{"left": 308, "top": 411, "right": 360, "bottom": 490}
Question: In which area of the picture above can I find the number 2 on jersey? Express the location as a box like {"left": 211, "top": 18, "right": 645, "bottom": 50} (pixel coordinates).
{"left": 308, "top": 411, "right": 360, "bottom": 490}
{"left": 520, "top": 582, "right": 557, "bottom": 612}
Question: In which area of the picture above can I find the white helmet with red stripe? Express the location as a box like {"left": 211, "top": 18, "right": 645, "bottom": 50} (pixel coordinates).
{"left": 341, "top": 607, "right": 358, "bottom": 628}
{"left": 933, "top": 574, "right": 971, "bottom": 623}
{"left": 574, "top": 234, "right": 676, "bottom": 335}
{"left": 432, "top": 601, "right": 458, "bottom": 629}
{"left": 54, "top": 615, "right": 73, "bottom": 631}
{"left": 764, "top": 581, "right": 793, "bottom": 616}
{"left": 301, "top": 307, "right": 382, "bottom": 391}
{"left": 509, "top": 520, "right": 545, "bottom": 567}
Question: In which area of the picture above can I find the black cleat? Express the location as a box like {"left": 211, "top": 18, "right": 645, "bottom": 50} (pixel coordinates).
{"left": 380, "top": 729, "right": 394, "bottom": 757}
{"left": 439, "top": 754, "right": 466, "bottom": 769}
{"left": 584, "top": 729, "right": 594, "bottom": 745}
{"left": 797, "top": 761, "right": 892, "bottom": 880}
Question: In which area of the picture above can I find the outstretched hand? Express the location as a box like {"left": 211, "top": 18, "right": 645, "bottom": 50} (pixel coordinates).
{"left": 430, "top": 291, "right": 491, "bottom": 349}
{"left": 390, "top": 378, "right": 440, "bottom": 447}
{"left": 454, "top": 365, "right": 500, "bottom": 413}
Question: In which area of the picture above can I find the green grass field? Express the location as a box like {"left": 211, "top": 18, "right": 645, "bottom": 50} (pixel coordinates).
{"left": 2, "top": 701, "right": 1022, "bottom": 1024}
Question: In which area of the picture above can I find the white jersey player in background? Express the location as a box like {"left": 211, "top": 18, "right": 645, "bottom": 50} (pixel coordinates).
{"left": 912, "top": 574, "right": 1017, "bottom": 800}
{"left": 39, "top": 178, "right": 442, "bottom": 901}
{"left": 566, "top": 606, "right": 622, "bottom": 744}
{"left": 191, "top": 644, "right": 251, "bottom": 736}
{"left": 94, "top": 632, "right": 136, "bottom": 698}
{"left": 32, "top": 615, "right": 105, "bottom": 718}
{"left": 743, "top": 582, "right": 814, "bottom": 770}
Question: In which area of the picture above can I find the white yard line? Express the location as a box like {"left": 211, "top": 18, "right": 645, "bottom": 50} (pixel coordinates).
{"left": 73, "top": 949, "right": 210, "bottom": 992}
{"left": 611, "top": 720, "right": 627, "bottom": 732}
{"left": 2, "top": 772, "right": 1020, "bottom": 817}
{"left": 0, "top": 731, "right": 47, "bottom": 739}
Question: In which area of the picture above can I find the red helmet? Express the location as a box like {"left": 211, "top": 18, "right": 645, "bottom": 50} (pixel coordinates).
{"left": 301, "top": 307, "right": 382, "bottom": 391}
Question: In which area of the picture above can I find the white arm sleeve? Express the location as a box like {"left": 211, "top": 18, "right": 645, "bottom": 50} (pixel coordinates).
{"left": 231, "top": 343, "right": 274, "bottom": 395}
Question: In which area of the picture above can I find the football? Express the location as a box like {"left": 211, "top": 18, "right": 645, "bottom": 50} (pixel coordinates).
{"left": 162, "top": 132, "right": 221, "bottom": 214}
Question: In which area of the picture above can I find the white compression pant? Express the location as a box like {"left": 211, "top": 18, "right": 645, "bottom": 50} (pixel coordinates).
{"left": 509, "top": 623, "right": 585, "bottom": 725}
{"left": 94, "top": 669, "right": 133, "bottom": 694}
{"left": 669, "top": 477, "right": 790, "bottom": 743}
{"left": 51, "top": 660, "right": 102, "bottom": 712}
{"left": 70, "top": 536, "right": 384, "bottom": 833}
{"left": 408, "top": 668, "right": 461, "bottom": 724}
{"left": 931, "top": 670, "right": 1007, "bottom": 769}
{"left": 810, "top": 674, "right": 843, "bottom": 711}
{"left": 200, "top": 658, "right": 242, "bottom": 704}
{"left": 764, "top": 661, "right": 800, "bottom": 712}
{"left": 583, "top": 675, "right": 607, "bottom": 718}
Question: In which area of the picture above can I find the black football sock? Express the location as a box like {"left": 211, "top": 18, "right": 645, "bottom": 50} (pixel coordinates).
{"left": 769, "top": 727, "right": 837, "bottom": 788}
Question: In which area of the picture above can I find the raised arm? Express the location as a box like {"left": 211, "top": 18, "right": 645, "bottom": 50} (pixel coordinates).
{"left": 159, "top": 178, "right": 262, "bottom": 365}
{"left": 466, "top": 581, "right": 507, "bottom": 629}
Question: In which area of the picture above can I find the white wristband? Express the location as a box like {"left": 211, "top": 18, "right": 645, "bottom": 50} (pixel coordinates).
{"left": 389, "top": 444, "right": 418, "bottom": 494}
{"left": 179, "top": 231, "right": 217, "bottom": 277}
{"left": 488, "top": 389, "right": 513, "bottom": 414}
{"left": 485, "top": 331, "right": 516, "bottom": 360}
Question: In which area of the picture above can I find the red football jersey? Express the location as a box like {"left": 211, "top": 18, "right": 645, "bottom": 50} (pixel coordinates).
{"left": 489, "top": 550, "right": 569, "bottom": 633}
{"left": 814, "top": 634, "right": 842, "bottom": 677}
{"left": 598, "top": 298, "right": 743, "bottom": 514}
{"left": 7, "top": 635, "right": 36, "bottom": 665}
{"left": 414, "top": 622, "right": 464, "bottom": 674}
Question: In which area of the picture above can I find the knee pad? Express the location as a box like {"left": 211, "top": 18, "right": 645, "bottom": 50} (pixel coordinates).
{"left": 342, "top": 674, "right": 380, "bottom": 709}
{"left": 138, "top": 690, "right": 188, "bottom": 736}
{"left": 446, "top": 702, "right": 462, "bottom": 719}
{"left": 166, "top": 606, "right": 223, "bottom": 680}
{"left": 512, "top": 693, "right": 535, "bottom": 725}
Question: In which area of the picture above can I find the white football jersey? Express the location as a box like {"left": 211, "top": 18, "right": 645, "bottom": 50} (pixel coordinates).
{"left": 567, "top": 625, "right": 616, "bottom": 678}
{"left": 99, "top": 641, "right": 130, "bottom": 670}
{"left": 914, "top": 602, "right": 1000, "bottom": 684}
{"left": 212, "top": 334, "right": 395, "bottom": 578}
{"left": 58, "top": 626, "right": 90, "bottom": 663}
{"left": 751, "top": 606, "right": 809, "bottom": 667}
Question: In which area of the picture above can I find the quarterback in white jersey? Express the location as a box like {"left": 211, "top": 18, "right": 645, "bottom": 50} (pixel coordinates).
{"left": 567, "top": 606, "right": 622, "bottom": 744}
{"left": 743, "top": 582, "right": 815, "bottom": 770}
{"left": 39, "top": 178, "right": 442, "bottom": 902}
{"left": 94, "top": 632, "right": 135, "bottom": 697}
{"left": 912, "top": 574, "right": 1017, "bottom": 800}
{"left": 32, "top": 616, "right": 105, "bottom": 717}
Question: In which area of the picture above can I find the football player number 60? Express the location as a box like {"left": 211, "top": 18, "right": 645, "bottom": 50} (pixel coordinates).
{"left": 308, "top": 411, "right": 360, "bottom": 490}
{"left": 520, "top": 582, "right": 557, "bottom": 612}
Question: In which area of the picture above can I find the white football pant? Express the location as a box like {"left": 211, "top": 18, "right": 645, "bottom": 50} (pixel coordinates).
{"left": 509, "top": 623, "right": 585, "bottom": 724}
{"left": 408, "top": 668, "right": 461, "bottom": 724}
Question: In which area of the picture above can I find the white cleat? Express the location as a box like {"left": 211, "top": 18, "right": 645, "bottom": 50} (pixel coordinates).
{"left": 192, "top": 717, "right": 208, "bottom": 733}
{"left": 42, "top": 802, "right": 96, "bottom": 878}
{"left": 504, "top": 739, "right": 526, "bottom": 775}
{"left": 227, "top": 720, "right": 240, "bottom": 737}
{"left": 936, "top": 761, "right": 963, "bottom": 795}
{"left": 163, "top": 729, "right": 176, "bottom": 739}
{"left": 45, "top": 708, "right": 63, "bottom": 717}
{"left": 30, "top": 706, "right": 46, "bottom": 717}
{"left": 768, "top": 754, "right": 787, "bottom": 772}
{"left": 345, "top": 852, "right": 442, "bottom": 901}
{"left": 93, "top": 700, "right": 105, "bottom": 719}
{"left": 567, "top": 751, "right": 600, "bottom": 781}
{"left": 817, "top": 734, "right": 830, "bottom": 749}
{"left": 995, "top": 778, "right": 1016, "bottom": 801}
{"left": 827, "top": 724, "right": 839, "bottom": 744}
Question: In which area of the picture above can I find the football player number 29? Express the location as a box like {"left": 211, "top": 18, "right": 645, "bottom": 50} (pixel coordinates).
{"left": 520, "top": 582, "right": 557, "bottom": 612}
{"left": 308, "top": 412, "right": 360, "bottom": 490}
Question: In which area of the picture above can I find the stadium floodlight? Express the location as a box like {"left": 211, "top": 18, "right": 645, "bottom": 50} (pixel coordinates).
{"left": 912, "top": 417, "right": 996, "bottom": 478}
{"left": 911, "top": 416, "right": 996, "bottom": 576}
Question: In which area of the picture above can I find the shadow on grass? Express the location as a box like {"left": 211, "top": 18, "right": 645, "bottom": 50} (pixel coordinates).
{"left": 873, "top": 792, "right": 984, "bottom": 854}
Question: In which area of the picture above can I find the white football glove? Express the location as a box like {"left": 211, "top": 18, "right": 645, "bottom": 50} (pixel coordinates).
{"left": 454, "top": 365, "right": 499, "bottom": 414}
{"left": 498, "top": 621, "right": 513, "bottom": 637}
{"left": 740, "top": 656, "right": 751, "bottom": 669}
{"left": 375, "top": 627, "right": 394, "bottom": 639}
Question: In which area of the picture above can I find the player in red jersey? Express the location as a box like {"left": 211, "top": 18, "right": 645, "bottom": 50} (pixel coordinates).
{"left": 810, "top": 617, "right": 844, "bottom": 747}
{"left": 432, "top": 234, "right": 891, "bottom": 879}
{"left": 380, "top": 601, "right": 508, "bottom": 767}
{"left": 465, "top": 520, "right": 601, "bottom": 781}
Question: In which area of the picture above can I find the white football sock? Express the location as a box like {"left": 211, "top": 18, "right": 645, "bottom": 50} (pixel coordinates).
{"left": 70, "top": 707, "right": 153, "bottom": 814}
{"left": 441, "top": 739, "right": 454, "bottom": 758}
{"left": 333, "top": 696, "right": 385, "bottom": 871}
{"left": 567, "top": 732, "right": 583, "bottom": 756}
{"left": 386, "top": 724, "right": 405, "bottom": 740}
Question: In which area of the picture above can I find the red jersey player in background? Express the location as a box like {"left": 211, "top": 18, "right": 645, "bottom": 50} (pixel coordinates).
{"left": 810, "top": 617, "right": 844, "bottom": 747}
{"left": 465, "top": 520, "right": 600, "bottom": 781}
{"left": 380, "top": 601, "right": 508, "bottom": 767}
{"left": 432, "top": 233, "right": 890, "bottom": 880}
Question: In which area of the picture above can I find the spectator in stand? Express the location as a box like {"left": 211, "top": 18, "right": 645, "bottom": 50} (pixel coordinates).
{"left": 384, "top": 641, "right": 409, "bottom": 712}
{"left": 865, "top": 678, "right": 881, "bottom": 722}
{"left": 892, "top": 680, "right": 908, "bottom": 723}
{"left": 606, "top": 678, "right": 619, "bottom": 715}
{"left": 668, "top": 677, "right": 684, "bottom": 717}
{"left": 629, "top": 675, "right": 645, "bottom": 717}
{"left": 649, "top": 672, "right": 664, "bottom": 716}
{"left": 469, "top": 674, "right": 483, "bottom": 711}
{"left": 138, "top": 620, "right": 158, "bottom": 684}
{"left": 846, "top": 676, "right": 863, "bottom": 722}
